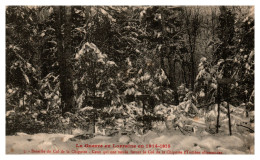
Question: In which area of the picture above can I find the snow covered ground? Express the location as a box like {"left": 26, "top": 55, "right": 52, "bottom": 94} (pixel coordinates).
{"left": 6, "top": 129, "right": 254, "bottom": 154}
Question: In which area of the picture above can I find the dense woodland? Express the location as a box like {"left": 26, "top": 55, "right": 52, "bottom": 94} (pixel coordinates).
{"left": 6, "top": 6, "right": 254, "bottom": 137}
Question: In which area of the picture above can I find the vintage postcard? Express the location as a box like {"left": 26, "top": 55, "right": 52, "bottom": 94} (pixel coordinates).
{"left": 5, "top": 6, "right": 254, "bottom": 155}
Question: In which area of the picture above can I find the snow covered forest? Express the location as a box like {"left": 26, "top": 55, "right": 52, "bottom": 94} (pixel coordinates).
{"left": 6, "top": 6, "right": 254, "bottom": 154}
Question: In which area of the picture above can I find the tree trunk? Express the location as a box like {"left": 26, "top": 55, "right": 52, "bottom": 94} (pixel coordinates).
{"left": 216, "top": 84, "right": 221, "bottom": 133}
{"left": 184, "top": 8, "right": 200, "bottom": 91}
{"left": 227, "top": 101, "right": 232, "bottom": 136}
{"left": 190, "top": 47, "right": 195, "bottom": 91}
{"left": 160, "top": 11, "right": 167, "bottom": 72}
{"left": 182, "top": 61, "right": 187, "bottom": 86}
{"left": 167, "top": 56, "right": 174, "bottom": 88}
{"left": 168, "top": 58, "right": 179, "bottom": 105}
{"left": 54, "top": 6, "right": 74, "bottom": 116}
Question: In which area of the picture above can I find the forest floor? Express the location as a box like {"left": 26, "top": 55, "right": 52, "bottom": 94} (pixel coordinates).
{"left": 6, "top": 128, "right": 254, "bottom": 154}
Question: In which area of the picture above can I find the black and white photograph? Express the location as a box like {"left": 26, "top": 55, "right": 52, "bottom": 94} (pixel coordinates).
{"left": 5, "top": 5, "right": 255, "bottom": 155}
